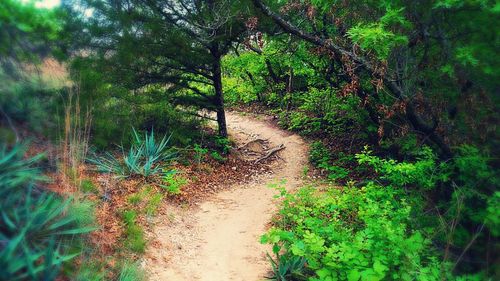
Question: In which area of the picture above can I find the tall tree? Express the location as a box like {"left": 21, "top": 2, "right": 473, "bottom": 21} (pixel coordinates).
{"left": 65, "top": 0, "right": 253, "bottom": 137}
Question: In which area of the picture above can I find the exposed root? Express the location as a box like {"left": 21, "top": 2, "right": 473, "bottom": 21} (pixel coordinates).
{"left": 254, "top": 144, "right": 285, "bottom": 164}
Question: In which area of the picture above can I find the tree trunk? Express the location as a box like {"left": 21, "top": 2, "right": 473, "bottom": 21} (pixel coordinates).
{"left": 212, "top": 51, "right": 228, "bottom": 138}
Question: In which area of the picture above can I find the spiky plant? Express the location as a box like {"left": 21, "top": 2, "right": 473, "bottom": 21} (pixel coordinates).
{"left": 88, "top": 129, "right": 176, "bottom": 178}
{"left": 266, "top": 252, "right": 308, "bottom": 281}
{"left": 0, "top": 143, "right": 94, "bottom": 281}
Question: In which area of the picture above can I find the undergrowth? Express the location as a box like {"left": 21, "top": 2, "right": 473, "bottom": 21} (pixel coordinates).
{"left": 263, "top": 145, "right": 499, "bottom": 280}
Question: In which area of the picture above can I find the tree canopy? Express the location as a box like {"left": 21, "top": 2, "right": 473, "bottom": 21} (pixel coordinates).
{"left": 65, "top": 0, "right": 258, "bottom": 137}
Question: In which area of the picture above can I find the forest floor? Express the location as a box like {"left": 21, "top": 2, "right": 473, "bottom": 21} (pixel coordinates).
{"left": 143, "top": 111, "right": 309, "bottom": 281}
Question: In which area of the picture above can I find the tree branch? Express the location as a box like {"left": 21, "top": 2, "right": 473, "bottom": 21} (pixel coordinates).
{"left": 251, "top": 0, "right": 452, "bottom": 158}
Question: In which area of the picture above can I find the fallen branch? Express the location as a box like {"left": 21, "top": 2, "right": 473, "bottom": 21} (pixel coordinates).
{"left": 254, "top": 144, "right": 285, "bottom": 164}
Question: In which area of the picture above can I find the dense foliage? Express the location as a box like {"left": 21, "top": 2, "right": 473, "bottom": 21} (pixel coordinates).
{"left": 264, "top": 146, "right": 498, "bottom": 280}
{"left": 0, "top": 0, "right": 498, "bottom": 280}
{"left": 220, "top": 1, "right": 499, "bottom": 278}
{"left": 264, "top": 184, "right": 444, "bottom": 281}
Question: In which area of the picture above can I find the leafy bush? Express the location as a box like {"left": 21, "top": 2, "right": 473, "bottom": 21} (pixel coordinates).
{"left": 356, "top": 146, "right": 449, "bottom": 189}
{"left": 309, "top": 142, "right": 331, "bottom": 167}
{"left": 262, "top": 184, "right": 447, "bottom": 281}
{"left": 0, "top": 76, "right": 61, "bottom": 134}
{"left": 161, "top": 173, "right": 188, "bottom": 194}
{"left": 89, "top": 129, "right": 176, "bottom": 178}
{"left": 193, "top": 144, "right": 208, "bottom": 166}
{"left": 445, "top": 145, "right": 499, "bottom": 272}
{"left": 210, "top": 151, "right": 227, "bottom": 163}
{"left": 271, "top": 144, "right": 498, "bottom": 279}
{"left": 215, "top": 136, "right": 231, "bottom": 154}
{"left": 0, "top": 143, "right": 94, "bottom": 281}
{"left": 285, "top": 111, "right": 321, "bottom": 136}
{"left": 309, "top": 142, "right": 350, "bottom": 181}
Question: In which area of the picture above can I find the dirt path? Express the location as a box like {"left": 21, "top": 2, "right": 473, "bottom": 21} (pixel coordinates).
{"left": 144, "top": 112, "right": 308, "bottom": 281}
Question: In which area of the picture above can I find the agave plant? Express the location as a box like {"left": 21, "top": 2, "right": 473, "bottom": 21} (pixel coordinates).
{"left": 0, "top": 143, "right": 45, "bottom": 196}
{"left": 88, "top": 129, "right": 176, "bottom": 178}
{"left": 0, "top": 143, "right": 94, "bottom": 281}
{"left": 266, "top": 252, "right": 308, "bottom": 281}
{"left": 87, "top": 150, "right": 128, "bottom": 176}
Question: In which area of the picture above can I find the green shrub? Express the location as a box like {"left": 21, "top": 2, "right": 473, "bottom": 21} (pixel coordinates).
{"left": 445, "top": 145, "right": 500, "bottom": 272}
{"left": 210, "top": 151, "right": 227, "bottom": 163}
{"left": 287, "top": 111, "right": 321, "bottom": 136}
{"left": 309, "top": 142, "right": 350, "bottom": 181}
{"left": 262, "top": 184, "right": 447, "bottom": 281}
{"left": 309, "top": 141, "right": 331, "bottom": 167}
{"left": 193, "top": 144, "right": 208, "bottom": 166}
{"left": 215, "top": 136, "right": 231, "bottom": 154}
{"left": 356, "top": 146, "right": 449, "bottom": 189}
{"left": 161, "top": 173, "right": 187, "bottom": 194}
{"left": 0, "top": 77, "right": 60, "bottom": 134}
{"left": 89, "top": 129, "right": 176, "bottom": 178}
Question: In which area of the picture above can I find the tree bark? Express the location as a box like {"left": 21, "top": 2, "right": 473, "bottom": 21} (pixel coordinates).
{"left": 212, "top": 49, "right": 228, "bottom": 138}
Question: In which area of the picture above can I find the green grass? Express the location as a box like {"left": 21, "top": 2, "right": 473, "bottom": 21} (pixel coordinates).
{"left": 74, "top": 260, "right": 106, "bottom": 281}
{"left": 80, "top": 178, "right": 99, "bottom": 194}
{"left": 122, "top": 210, "right": 146, "bottom": 253}
{"left": 118, "top": 261, "right": 146, "bottom": 281}
{"left": 127, "top": 193, "right": 142, "bottom": 205}
{"left": 145, "top": 193, "right": 163, "bottom": 216}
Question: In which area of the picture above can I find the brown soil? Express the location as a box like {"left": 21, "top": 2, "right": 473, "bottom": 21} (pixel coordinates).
{"left": 143, "top": 111, "right": 309, "bottom": 281}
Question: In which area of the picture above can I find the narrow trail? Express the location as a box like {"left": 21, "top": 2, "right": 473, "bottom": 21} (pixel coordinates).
{"left": 144, "top": 112, "right": 308, "bottom": 281}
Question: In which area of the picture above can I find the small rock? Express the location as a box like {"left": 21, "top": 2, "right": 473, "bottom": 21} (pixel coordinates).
{"left": 232, "top": 166, "right": 237, "bottom": 171}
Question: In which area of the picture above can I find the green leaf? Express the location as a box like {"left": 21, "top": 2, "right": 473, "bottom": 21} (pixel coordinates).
{"left": 347, "top": 269, "right": 361, "bottom": 281}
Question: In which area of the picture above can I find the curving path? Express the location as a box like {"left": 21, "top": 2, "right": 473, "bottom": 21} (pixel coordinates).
{"left": 145, "top": 111, "right": 308, "bottom": 281}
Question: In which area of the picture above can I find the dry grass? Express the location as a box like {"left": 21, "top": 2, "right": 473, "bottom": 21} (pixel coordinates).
{"left": 60, "top": 86, "right": 92, "bottom": 193}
